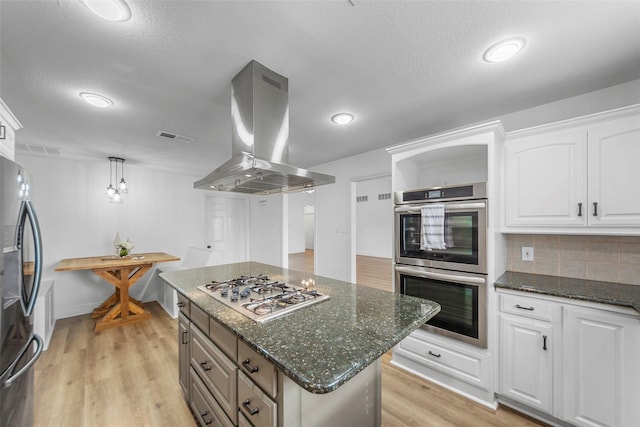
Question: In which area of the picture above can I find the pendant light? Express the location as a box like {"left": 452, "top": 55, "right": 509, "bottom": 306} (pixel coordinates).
{"left": 106, "top": 157, "right": 128, "bottom": 203}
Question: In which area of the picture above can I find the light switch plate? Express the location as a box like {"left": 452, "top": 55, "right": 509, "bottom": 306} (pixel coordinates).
{"left": 522, "top": 246, "right": 534, "bottom": 261}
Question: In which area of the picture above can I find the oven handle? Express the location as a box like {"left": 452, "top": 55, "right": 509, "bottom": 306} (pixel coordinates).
{"left": 395, "top": 202, "right": 487, "bottom": 214}
{"left": 395, "top": 265, "right": 486, "bottom": 285}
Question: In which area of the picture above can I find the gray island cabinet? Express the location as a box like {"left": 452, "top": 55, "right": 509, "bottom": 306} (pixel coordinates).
{"left": 160, "top": 262, "right": 439, "bottom": 427}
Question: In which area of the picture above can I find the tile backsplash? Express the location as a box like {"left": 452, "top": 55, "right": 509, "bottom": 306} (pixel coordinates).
{"left": 506, "top": 235, "right": 640, "bottom": 286}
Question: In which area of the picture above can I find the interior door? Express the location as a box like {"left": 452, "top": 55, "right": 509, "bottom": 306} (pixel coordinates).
{"left": 206, "top": 195, "right": 248, "bottom": 265}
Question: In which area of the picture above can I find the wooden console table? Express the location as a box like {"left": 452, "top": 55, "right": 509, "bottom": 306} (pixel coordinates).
{"left": 55, "top": 252, "right": 180, "bottom": 331}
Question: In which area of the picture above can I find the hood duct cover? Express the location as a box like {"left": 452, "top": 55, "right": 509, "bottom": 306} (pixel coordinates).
{"left": 194, "top": 60, "right": 335, "bottom": 195}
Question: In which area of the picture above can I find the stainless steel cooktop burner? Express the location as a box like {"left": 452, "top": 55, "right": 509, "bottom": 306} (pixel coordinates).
{"left": 197, "top": 275, "right": 330, "bottom": 322}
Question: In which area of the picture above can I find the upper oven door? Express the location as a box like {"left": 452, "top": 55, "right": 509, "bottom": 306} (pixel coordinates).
{"left": 394, "top": 200, "right": 487, "bottom": 274}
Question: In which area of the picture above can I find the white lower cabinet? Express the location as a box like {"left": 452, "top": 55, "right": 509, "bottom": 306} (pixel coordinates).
{"left": 562, "top": 306, "right": 640, "bottom": 427}
{"left": 499, "top": 313, "right": 553, "bottom": 413}
{"left": 497, "top": 290, "right": 640, "bottom": 427}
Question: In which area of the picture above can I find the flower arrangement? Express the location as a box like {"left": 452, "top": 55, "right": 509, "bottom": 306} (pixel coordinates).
{"left": 113, "top": 233, "right": 134, "bottom": 257}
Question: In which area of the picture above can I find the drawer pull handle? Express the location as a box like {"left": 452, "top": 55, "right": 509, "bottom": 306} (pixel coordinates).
{"left": 177, "top": 301, "right": 186, "bottom": 308}
{"left": 515, "top": 304, "right": 534, "bottom": 311}
{"left": 578, "top": 202, "right": 583, "bottom": 217}
{"left": 242, "top": 399, "right": 260, "bottom": 416}
{"left": 242, "top": 359, "right": 259, "bottom": 373}
{"left": 201, "top": 410, "right": 213, "bottom": 425}
{"left": 181, "top": 331, "right": 188, "bottom": 345}
{"left": 593, "top": 202, "right": 598, "bottom": 216}
{"left": 543, "top": 335, "right": 548, "bottom": 351}
{"left": 428, "top": 351, "right": 441, "bottom": 358}
{"left": 200, "top": 360, "right": 212, "bottom": 371}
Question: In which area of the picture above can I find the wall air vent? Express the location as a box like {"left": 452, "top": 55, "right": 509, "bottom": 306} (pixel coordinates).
{"left": 378, "top": 193, "right": 391, "bottom": 200}
{"left": 156, "top": 130, "right": 195, "bottom": 144}
{"left": 16, "top": 143, "right": 62, "bottom": 156}
{"left": 262, "top": 74, "right": 281, "bottom": 90}
{"left": 356, "top": 195, "right": 368, "bottom": 202}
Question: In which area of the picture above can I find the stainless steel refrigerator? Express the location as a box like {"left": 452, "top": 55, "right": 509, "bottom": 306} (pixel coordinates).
{"left": 0, "top": 156, "right": 43, "bottom": 427}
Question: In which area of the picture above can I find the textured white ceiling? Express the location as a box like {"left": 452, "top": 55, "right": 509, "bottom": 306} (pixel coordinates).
{"left": 1, "top": 1, "right": 640, "bottom": 176}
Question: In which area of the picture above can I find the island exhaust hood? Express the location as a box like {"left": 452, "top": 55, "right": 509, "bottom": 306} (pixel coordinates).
{"left": 194, "top": 60, "right": 335, "bottom": 195}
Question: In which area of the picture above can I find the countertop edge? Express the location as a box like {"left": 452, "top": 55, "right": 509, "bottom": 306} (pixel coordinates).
{"left": 494, "top": 272, "right": 640, "bottom": 314}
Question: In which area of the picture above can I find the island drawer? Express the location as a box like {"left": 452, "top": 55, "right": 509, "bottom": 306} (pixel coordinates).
{"left": 177, "top": 292, "right": 190, "bottom": 317}
{"left": 191, "top": 325, "right": 238, "bottom": 424}
{"left": 190, "top": 367, "right": 234, "bottom": 427}
{"left": 238, "top": 371, "right": 277, "bottom": 427}
{"left": 210, "top": 318, "right": 237, "bottom": 361}
{"left": 499, "top": 293, "right": 555, "bottom": 321}
{"left": 191, "top": 303, "right": 210, "bottom": 334}
{"left": 237, "top": 340, "right": 278, "bottom": 399}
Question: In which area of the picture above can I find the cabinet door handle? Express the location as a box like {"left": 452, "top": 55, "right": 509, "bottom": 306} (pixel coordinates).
{"left": 177, "top": 301, "right": 186, "bottom": 308}
{"left": 593, "top": 202, "right": 598, "bottom": 216}
{"left": 542, "top": 335, "right": 548, "bottom": 351}
{"left": 200, "top": 360, "right": 212, "bottom": 371}
{"left": 515, "top": 304, "right": 535, "bottom": 311}
{"left": 428, "top": 351, "right": 441, "bottom": 358}
{"left": 242, "top": 399, "right": 260, "bottom": 416}
{"left": 201, "top": 410, "right": 213, "bottom": 425}
{"left": 242, "top": 359, "right": 259, "bottom": 373}
{"left": 578, "top": 202, "right": 583, "bottom": 217}
{"left": 181, "top": 331, "right": 188, "bottom": 345}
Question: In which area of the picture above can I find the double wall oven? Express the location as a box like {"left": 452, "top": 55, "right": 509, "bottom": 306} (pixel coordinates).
{"left": 394, "top": 182, "right": 488, "bottom": 348}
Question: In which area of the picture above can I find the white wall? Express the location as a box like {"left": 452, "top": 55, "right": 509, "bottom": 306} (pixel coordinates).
{"left": 356, "top": 175, "right": 392, "bottom": 258}
{"left": 16, "top": 154, "right": 206, "bottom": 319}
{"left": 498, "top": 78, "right": 640, "bottom": 132}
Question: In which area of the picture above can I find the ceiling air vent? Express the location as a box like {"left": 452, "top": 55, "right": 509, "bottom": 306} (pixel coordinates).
{"left": 156, "top": 130, "right": 195, "bottom": 144}
{"left": 16, "top": 143, "right": 62, "bottom": 156}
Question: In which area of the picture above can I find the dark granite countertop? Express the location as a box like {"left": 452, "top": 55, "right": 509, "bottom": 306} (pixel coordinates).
{"left": 495, "top": 271, "right": 640, "bottom": 313}
{"left": 160, "top": 262, "right": 440, "bottom": 394}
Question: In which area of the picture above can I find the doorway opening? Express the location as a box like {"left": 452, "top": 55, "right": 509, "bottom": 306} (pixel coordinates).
{"left": 353, "top": 175, "right": 393, "bottom": 291}
{"left": 287, "top": 191, "right": 315, "bottom": 274}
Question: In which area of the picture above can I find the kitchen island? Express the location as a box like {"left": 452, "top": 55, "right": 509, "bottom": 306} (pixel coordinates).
{"left": 160, "top": 261, "right": 439, "bottom": 427}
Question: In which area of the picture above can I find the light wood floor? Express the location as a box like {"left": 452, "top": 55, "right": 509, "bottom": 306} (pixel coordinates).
{"left": 35, "top": 255, "right": 546, "bottom": 427}
{"left": 34, "top": 302, "right": 195, "bottom": 427}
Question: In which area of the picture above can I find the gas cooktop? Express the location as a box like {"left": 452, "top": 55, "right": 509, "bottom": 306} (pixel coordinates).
{"left": 197, "top": 274, "right": 330, "bottom": 323}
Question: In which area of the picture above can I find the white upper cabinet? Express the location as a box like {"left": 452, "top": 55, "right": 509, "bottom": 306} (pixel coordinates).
{"left": 504, "top": 104, "right": 640, "bottom": 234}
{"left": 587, "top": 114, "right": 640, "bottom": 226}
{"left": 506, "top": 129, "right": 587, "bottom": 227}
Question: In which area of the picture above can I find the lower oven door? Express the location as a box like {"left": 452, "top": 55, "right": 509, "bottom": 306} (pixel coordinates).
{"left": 395, "top": 264, "right": 487, "bottom": 348}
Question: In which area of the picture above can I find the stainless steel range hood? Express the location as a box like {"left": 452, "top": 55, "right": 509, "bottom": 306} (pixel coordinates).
{"left": 194, "top": 60, "right": 335, "bottom": 195}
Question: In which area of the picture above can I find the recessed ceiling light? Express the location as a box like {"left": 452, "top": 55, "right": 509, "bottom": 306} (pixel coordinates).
{"left": 79, "top": 92, "right": 113, "bottom": 108}
{"left": 483, "top": 37, "right": 526, "bottom": 63}
{"left": 80, "top": 0, "right": 132, "bottom": 22}
{"left": 331, "top": 113, "right": 355, "bottom": 125}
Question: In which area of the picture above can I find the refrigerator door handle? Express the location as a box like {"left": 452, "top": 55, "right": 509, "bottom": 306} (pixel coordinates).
{"left": 17, "top": 200, "right": 43, "bottom": 317}
{"left": 3, "top": 334, "right": 44, "bottom": 388}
